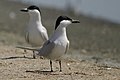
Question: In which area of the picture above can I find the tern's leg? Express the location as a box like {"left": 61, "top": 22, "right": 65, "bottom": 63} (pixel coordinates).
{"left": 33, "top": 51, "right": 36, "bottom": 59}
{"left": 50, "top": 60, "right": 53, "bottom": 72}
{"left": 23, "top": 49, "right": 27, "bottom": 58}
{"left": 59, "top": 60, "right": 62, "bottom": 72}
{"left": 24, "top": 49, "right": 27, "bottom": 52}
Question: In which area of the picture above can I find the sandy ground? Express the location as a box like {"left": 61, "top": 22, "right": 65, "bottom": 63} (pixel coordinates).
{"left": 0, "top": 45, "right": 120, "bottom": 80}
{"left": 0, "top": 0, "right": 120, "bottom": 80}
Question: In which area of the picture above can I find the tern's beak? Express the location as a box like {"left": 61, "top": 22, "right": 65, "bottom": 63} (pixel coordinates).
{"left": 20, "top": 8, "right": 28, "bottom": 12}
{"left": 72, "top": 20, "right": 80, "bottom": 23}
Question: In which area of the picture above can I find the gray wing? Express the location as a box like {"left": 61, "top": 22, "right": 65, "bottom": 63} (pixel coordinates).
{"left": 65, "top": 41, "right": 69, "bottom": 54}
{"left": 38, "top": 40, "right": 55, "bottom": 57}
{"left": 25, "top": 32, "right": 29, "bottom": 43}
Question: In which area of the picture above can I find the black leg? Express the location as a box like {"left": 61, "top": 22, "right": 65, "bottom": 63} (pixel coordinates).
{"left": 23, "top": 49, "right": 27, "bottom": 58}
{"left": 24, "top": 49, "right": 27, "bottom": 52}
{"left": 59, "top": 60, "right": 62, "bottom": 72}
{"left": 50, "top": 60, "right": 53, "bottom": 72}
{"left": 33, "top": 51, "right": 36, "bottom": 59}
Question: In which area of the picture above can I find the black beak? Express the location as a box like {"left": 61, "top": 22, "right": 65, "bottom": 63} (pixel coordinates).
{"left": 20, "top": 8, "right": 28, "bottom": 12}
{"left": 72, "top": 20, "right": 80, "bottom": 23}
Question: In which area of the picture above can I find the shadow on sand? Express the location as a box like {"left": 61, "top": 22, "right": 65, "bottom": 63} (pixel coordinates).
{"left": 25, "top": 70, "right": 74, "bottom": 75}
{"left": 0, "top": 56, "right": 33, "bottom": 60}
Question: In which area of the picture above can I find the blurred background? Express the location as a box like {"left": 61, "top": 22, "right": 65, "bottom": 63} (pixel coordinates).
{"left": 0, "top": 0, "right": 120, "bottom": 67}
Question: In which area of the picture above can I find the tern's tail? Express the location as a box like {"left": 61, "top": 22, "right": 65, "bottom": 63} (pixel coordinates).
{"left": 16, "top": 46, "right": 40, "bottom": 51}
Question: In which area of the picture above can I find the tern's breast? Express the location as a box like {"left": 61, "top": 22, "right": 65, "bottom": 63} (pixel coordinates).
{"left": 47, "top": 40, "right": 67, "bottom": 60}
{"left": 27, "top": 26, "right": 44, "bottom": 46}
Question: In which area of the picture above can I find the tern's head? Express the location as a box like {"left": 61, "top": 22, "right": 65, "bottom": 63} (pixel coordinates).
{"left": 20, "top": 5, "right": 41, "bottom": 16}
{"left": 55, "top": 16, "right": 80, "bottom": 30}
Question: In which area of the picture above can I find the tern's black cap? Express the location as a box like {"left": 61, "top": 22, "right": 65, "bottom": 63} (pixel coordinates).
{"left": 27, "top": 5, "right": 41, "bottom": 12}
{"left": 55, "top": 16, "right": 80, "bottom": 30}
{"left": 21, "top": 5, "right": 41, "bottom": 13}
{"left": 55, "top": 16, "right": 72, "bottom": 30}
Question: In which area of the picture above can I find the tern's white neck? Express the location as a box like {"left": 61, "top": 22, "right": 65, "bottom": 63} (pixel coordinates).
{"left": 55, "top": 26, "right": 67, "bottom": 36}
{"left": 29, "top": 13, "right": 42, "bottom": 25}
{"left": 50, "top": 25, "right": 68, "bottom": 41}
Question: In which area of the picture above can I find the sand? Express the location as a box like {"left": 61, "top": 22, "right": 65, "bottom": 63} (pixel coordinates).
{"left": 0, "top": 45, "right": 120, "bottom": 80}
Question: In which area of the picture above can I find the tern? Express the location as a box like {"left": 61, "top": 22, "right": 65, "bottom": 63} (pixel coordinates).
{"left": 20, "top": 5, "right": 48, "bottom": 58}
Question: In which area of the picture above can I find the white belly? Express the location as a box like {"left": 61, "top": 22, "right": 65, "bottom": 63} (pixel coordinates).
{"left": 27, "top": 27, "right": 44, "bottom": 47}
{"left": 47, "top": 40, "right": 67, "bottom": 60}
